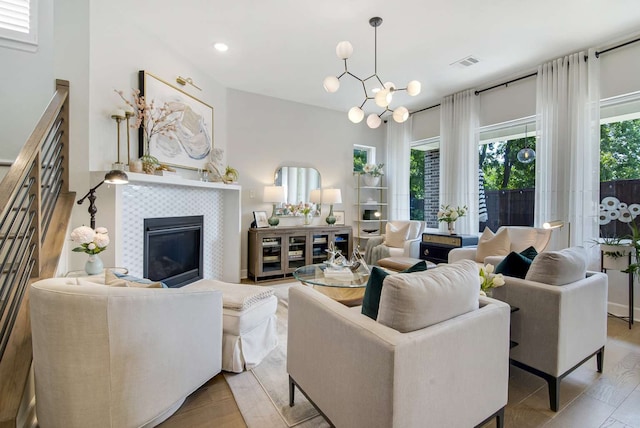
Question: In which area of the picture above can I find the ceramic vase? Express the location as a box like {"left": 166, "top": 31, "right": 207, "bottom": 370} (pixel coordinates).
{"left": 363, "top": 175, "right": 380, "bottom": 187}
{"left": 447, "top": 221, "right": 456, "bottom": 235}
{"left": 304, "top": 213, "right": 312, "bottom": 225}
{"left": 85, "top": 254, "right": 104, "bottom": 275}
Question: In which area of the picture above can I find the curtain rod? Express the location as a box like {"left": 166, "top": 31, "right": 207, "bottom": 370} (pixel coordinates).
{"left": 410, "top": 103, "right": 441, "bottom": 115}
{"left": 410, "top": 36, "right": 640, "bottom": 111}
{"left": 474, "top": 36, "right": 640, "bottom": 96}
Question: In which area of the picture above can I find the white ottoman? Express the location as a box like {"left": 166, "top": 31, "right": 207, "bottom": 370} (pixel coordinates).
{"left": 188, "top": 279, "right": 278, "bottom": 373}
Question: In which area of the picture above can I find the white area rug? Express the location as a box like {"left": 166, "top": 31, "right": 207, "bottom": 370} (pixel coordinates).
{"left": 224, "top": 283, "right": 330, "bottom": 428}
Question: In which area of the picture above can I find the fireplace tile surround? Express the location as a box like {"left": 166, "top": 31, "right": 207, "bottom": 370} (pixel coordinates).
{"left": 91, "top": 172, "right": 241, "bottom": 283}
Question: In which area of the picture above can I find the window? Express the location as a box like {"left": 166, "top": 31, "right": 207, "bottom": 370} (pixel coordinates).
{"left": 599, "top": 92, "right": 640, "bottom": 238}
{"left": 353, "top": 144, "right": 375, "bottom": 172}
{"left": 479, "top": 117, "right": 536, "bottom": 231}
{"left": 410, "top": 138, "right": 438, "bottom": 225}
{"left": 0, "top": 0, "right": 37, "bottom": 51}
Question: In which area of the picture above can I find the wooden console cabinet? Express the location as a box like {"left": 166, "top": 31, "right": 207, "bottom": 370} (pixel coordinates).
{"left": 248, "top": 225, "right": 352, "bottom": 282}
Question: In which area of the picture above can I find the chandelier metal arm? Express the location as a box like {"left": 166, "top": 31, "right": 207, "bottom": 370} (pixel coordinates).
{"left": 323, "top": 16, "right": 419, "bottom": 128}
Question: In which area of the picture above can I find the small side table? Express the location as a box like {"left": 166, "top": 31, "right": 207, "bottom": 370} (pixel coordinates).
{"left": 601, "top": 251, "right": 634, "bottom": 329}
{"left": 420, "top": 232, "right": 479, "bottom": 264}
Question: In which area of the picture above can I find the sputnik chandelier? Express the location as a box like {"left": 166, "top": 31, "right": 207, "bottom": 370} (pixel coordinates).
{"left": 323, "top": 16, "right": 421, "bottom": 129}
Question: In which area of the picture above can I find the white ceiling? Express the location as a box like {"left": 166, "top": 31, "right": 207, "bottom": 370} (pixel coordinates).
{"left": 125, "top": 0, "right": 640, "bottom": 117}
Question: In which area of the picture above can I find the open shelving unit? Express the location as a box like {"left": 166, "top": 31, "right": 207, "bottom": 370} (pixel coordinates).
{"left": 353, "top": 172, "right": 387, "bottom": 251}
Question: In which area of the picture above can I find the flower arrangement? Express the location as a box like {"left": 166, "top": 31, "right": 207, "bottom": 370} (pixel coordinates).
{"left": 284, "top": 202, "right": 316, "bottom": 216}
{"left": 115, "top": 89, "right": 184, "bottom": 173}
{"left": 479, "top": 264, "right": 505, "bottom": 296}
{"left": 437, "top": 204, "right": 468, "bottom": 224}
{"left": 70, "top": 226, "right": 110, "bottom": 255}
{"left": 363, "top": 163, "right": 385, "bottom": 177}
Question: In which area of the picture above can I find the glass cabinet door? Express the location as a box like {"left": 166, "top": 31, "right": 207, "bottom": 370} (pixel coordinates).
{"left": 261, "top": 236, "right": 282, "bottom": 274}
{"left": 286, "top": 234, "right": 307, "bottom": 271}
{"left": 333, "top": 231, "right": 350, "bottom": 256}
{"left": 311, "top": 233, "right": 329, "bottom": 264}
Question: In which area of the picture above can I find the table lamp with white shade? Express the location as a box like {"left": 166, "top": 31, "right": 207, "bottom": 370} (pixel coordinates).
{"left": 322, "top": 188, "right": 342, "bottom": 226}
{"left": 263, "top": 185, "right": 285, "bottom": 227}
{"left": 309, "top": 188, "right": 322, "bottom": 215}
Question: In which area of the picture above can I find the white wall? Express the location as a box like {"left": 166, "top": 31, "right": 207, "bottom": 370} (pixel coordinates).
{"left": 226, "top": 89, "right": 385, "bottom": 275}
{"left": 53, "top": 1, "right": 230, "bottom": 271}
{"left": 0, "top": 0, "right": 54, "bottom": 160}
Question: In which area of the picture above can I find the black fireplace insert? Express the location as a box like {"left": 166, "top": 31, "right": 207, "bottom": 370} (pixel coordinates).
{"left": 143, "top": 215, "right": 203, "bottom": 288}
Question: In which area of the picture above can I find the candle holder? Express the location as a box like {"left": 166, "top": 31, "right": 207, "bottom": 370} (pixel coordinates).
{"left": 111, "top": 110, "right": 126, "bottom": 171}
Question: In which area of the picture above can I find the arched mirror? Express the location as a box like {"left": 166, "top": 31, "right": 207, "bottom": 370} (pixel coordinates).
{"left": 274, "top": 166, "right": 321, "bottom": 216}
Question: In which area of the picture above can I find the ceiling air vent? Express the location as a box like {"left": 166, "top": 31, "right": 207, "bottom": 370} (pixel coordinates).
{"left": 451, "top": 55, "right": 480, "bottom": 68}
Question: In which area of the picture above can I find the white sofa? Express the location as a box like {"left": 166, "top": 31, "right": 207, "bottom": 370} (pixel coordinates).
{"left": 30, "top": 277, "right": 223, "bottom": 428}
{"left": 449, "top": 225, "right": 551, "bottom": 266}
{"left": 287, "top": 263, "right": 511, "bottom": 428}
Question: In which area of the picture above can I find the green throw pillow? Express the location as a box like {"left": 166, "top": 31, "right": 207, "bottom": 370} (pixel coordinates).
{"left": 361, "top": 261, "right": 428, "bottom": 320}
{"left": 519, "top": 246, "right": 538, "bottom": 261}
{"left": 495, "top": 247, "right": 538, "bottom": 279}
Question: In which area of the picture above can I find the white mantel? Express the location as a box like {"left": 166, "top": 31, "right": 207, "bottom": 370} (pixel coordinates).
{"left": 91, "top": 171, "right": 241, "bottom": 283}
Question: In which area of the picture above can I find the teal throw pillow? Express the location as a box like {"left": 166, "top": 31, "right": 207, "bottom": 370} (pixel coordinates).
{"left": 361, "top": 261, "right": 428, "bottom": 320}
{"left": 519, "top": 246, "right": 538, "bottom": 261}
{"left": 495, "top": 248, "right": 537, "bottom": 279}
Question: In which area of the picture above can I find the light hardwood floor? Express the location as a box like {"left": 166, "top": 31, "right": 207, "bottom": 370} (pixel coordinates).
{"left": 162, "top": 316, "right": 640, "bottom": 428}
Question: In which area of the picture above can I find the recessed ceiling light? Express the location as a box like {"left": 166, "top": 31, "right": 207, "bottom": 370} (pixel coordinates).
{"left": 214, "top": 42, "right": 228, "bottom": 52}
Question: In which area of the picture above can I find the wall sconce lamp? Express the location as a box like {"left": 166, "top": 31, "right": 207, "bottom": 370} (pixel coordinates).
{"left": 543, "top": 219, "right": 571, "bottom": 248}
{"left": 176, "top": 76, "right": 202, "bottom": 91}
{"left": 77, "top": 170, "right": 129, "bottom": 230}
{"left": 322, "top": 188, "right": 342, "bottom": 226}
{"left": 263, "top": 185, "right": 285, "bottom": 227}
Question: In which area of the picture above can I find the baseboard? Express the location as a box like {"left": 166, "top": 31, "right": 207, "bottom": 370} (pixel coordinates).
{"left": 607, "top": 301, "right": 640, "bottom": 320}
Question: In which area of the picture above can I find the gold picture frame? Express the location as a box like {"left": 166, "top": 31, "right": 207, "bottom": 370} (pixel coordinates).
{"left": 138, "top": 70, "right": 214, "bottom": 170}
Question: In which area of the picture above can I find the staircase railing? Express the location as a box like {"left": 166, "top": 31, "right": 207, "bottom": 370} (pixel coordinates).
{"left": 0, "top": 80, "right": 76, "bottom": 427}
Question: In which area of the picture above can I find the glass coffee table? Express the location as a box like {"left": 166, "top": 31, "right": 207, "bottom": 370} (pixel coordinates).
{"left": 293, "top": 263, "right": 370, "bottom": 307}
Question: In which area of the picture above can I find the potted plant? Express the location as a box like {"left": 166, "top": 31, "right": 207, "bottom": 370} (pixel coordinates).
{"left": 598, "top": 235, "right": 632, "bottom": 271}
{"left": 622, "top": 220, "right": 640, "bottom": 278}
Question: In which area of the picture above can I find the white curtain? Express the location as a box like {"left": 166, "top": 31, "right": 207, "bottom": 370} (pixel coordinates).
{"left": 439, "top": 89, "right": 480, "bottom": 235}
{"left": 535, "top": 49, "right": 600, "bottom": 265}
{"left": 385, "top": 116, "right": 412, "bottom": 220}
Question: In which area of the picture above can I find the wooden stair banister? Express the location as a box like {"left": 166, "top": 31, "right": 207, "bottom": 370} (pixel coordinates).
{"left": 0, "top": 80, "right": 76, "bottom": 428}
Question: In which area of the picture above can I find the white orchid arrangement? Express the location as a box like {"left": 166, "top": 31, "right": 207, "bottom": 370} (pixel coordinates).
{"left": 479, "top": 263, "right": 505, "bottom": 296}
{"left": 437, "top": 204, "right": 468, "bottom": 224}
{"left": 284, "top": 202, "right": 316, "bottom": 216}
{"left": 363, "top": 163, "right": 385, "bottom": 177}
{"left": 70, "top": 226, "right": 110, "bottom": 255}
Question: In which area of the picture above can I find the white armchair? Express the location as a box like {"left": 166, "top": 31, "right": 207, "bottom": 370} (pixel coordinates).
{"left": 364, "top": 220, "right": 425, "bottom": 265}
{"left": 449, "top": 225, "right": 551, "bottom": 266}
{"left": 491, "top": 270, "right": 608, "bottom": 411}
{"left": 30, "top": 277, "right": 223, "bottom": 428}
{"left": 287, "top": 277, "right": 511, "bottom": 427}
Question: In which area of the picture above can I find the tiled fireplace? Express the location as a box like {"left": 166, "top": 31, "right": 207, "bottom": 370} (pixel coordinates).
{"left": 92, "top": 172, "right": 241, "bottom": 283}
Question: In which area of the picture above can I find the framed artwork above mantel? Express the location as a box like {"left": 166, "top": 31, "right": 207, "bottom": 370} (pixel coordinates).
{"left": 138, "top": 70, "right": 214, "bottom": 170}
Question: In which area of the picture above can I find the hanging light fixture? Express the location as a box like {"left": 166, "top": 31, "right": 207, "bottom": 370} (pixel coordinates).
{"left": 323, "top": 17, "right": 421, "bottom": 128}
{"left": 517, "top": 124, "right": 536, "bottom": 164}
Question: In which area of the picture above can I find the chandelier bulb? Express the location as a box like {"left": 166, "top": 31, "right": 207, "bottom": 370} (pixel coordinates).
{"left": 366, "top": 114, "right": 382, "bottom": 129}
{"left": 392, "top": 106, "right": 409, "bottom": 123}
{"left": 375, "top": 89, "right": 392, "bottom": 108}
{"left": 323, "top": 76, "right": 340, "bottom": 93}
{"left": 348, "top": 107, "right": 365, "bottom": 123}
{"left": 407, "top": 80, "right": 421, "bottom": 96}
{"left": 335, "top": 41, "right": 353, "bottom": 60}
